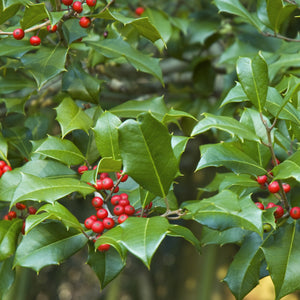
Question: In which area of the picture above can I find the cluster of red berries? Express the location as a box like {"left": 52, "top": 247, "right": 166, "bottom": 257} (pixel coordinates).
{"left": 3, "top": 203, "right": 37, "bottom": 234}
{"left": 256, "top": 175, "right": 290, "bottom": 194}
{"left": 0, "top": 160, "right": 12, "bottom": 177}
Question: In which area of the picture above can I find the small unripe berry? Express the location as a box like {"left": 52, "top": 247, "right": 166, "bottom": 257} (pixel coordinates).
{"left": 103, "top": 217, "right": 115, "bottom": 229}
{"left": 256, "top": 175, "right": 268, "bottom": 185}
{"left": 91, "top": 221, "right": 104, "bottom": 233}
{"left": 86, "top": 0, "right": 96, "bottom": 6}
{"left": 102, "top": 177, "right": 114, "bottom": 190}
{"left": 79, "top": 17, "right": 91, "bottom": 28}
{"left": 30, "top": 36, "right": 41, "bottom": 46}
{"left": 135, "top": 7, "right": 145, "bottom": 16}
{"left": 92, "top": 196, "right": 103, "bottom": 208}
{"left": 72, "top": 1, "right": 83, "bottom": 13}
{"left": 78, "top": 165, "right": 88, "bottom": 174}
{"left": 96, "top": 208, "right": 108, "bottom": 219}
{"left": 255, "top": 202, "right": 264, "bottom": 210}
{"left": 290, "top": 207, "right": 300, "bottom": 220}
{"left": 13, "top": 28, "right": 25, "bottom": 40}
{"left": 113, "top": 205, "right": 125, "bottom": 216}
{"left": 118, "top": 214, "right": 128, "bottom": 223}
{"left": 268, "top": 181, "right": 280, "bottom": 193}
{"left": 62, "top": 0, "right": 73, "bottom": 5}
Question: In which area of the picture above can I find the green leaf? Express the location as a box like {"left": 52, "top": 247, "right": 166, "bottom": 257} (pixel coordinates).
{"left": 109, "top": 96, "right": 168, "bottom": 120}
{"left": 262, "top": 222, "right": 300, "bottom": 299}
{"left": 37, "top": 202, "right": 82, "bottom": 231}
{"left": 273, "top": 150, "right": 300, "bottom": 182}
{"left": 266, "top": 0, "right": 296, "bottom": 33}
{"left": 167, "top": 224, "right": 201, "bottom": 252}
{"left": 236, "top": 54, "right": 268, "bottom": 112}
{"left": 34, "top": 135, "right": 86, "bottom": 165}
{"left": 62, "top": 18, "right": 88, "bottom": 44}
{"left": 191, "top": 113, "right": 259, "bottom": 142}
{"left": 214, "top": 0, "right": 263, "bottom": 30}
{"left": 0, "top": 172, "right": 94, "bottom": 207}
{"left": 162, "top": 108, "right": 197, "bottom": 126}
{"left": 118, "top": 112, "right": 178, "bottom": 198}
{"left": 55, "top": 98, "right": 93, "bottom": 138}
{"left": 0, "top": 39, "right": 32, "bottom": 58}
{"left": 196, "top": 142, "right": 266, "bottom": 176}
{"left": 21, "top": 46, "right": 68, "bottom": 89}
{"left": 182, "top": 190, "right": 263, "bottom": 236}
{"left": 171, "top": 135, "right": 190, "bottom": 161}
{"left": 14, "top": 221, "right": 88, "bottom": 272}
{"left": 61, "top": 64, "right": 102, "bottom": 104}
{"left": 1, "top": 96, "right": 29, "bottom": 114}
{"left": 92, "top": 9, "right": 163, "bottom": 43}
{"left": 0, "top": 219, "right": 23, "bottom": 261}
{"left": 20, "top": 3, "right": 49, "bottom": 29}
{"left": 87, "top": 39, "right": 163, "bottom": 84}
{"left": 25, "top": 212, "right": 52, "bottom": 234}
{"left": 0, "top": 5, "right": 20, "bottom": 25}
{"left": 87, "top": 242, "right": 125, "bottom": 289}
{"left": 93, "top": 111, "right": 121, "bottom": 160}
{"left": 224, "top": 233, "right": 264, "bottom": 300}
{"left": 0, "top": 256, "right": 15, "bottom": 299}
{"left": 0, "top": 134, "right": 8, "bottom": 162}
{"left": 119, "top": 216, "right": 169, "bottom": 268}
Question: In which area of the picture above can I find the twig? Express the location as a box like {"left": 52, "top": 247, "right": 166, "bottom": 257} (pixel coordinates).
{"left": 0, "top": 20, "right": 51, "bottom": 36}
{"left": 261, "top": 31, "right": 300, "bottom": 42}
{"left": 161, "top": 208, "right": 186, "bottom": 220}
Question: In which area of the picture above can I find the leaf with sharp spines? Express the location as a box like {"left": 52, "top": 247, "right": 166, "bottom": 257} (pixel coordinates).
{"left": 55, "top": 98, "right": 93, "bottom": 138}
{"left": 14, "top": 221, "right": 88, "bottom": 272}
{"left": 236, "top": 54, "right": 269, "bottom": 112}
{"left": 118, "top": 112, "right": 178, "bottom": 198}
{"left": 34, "top": 135, "right": 85, "bottom": 166}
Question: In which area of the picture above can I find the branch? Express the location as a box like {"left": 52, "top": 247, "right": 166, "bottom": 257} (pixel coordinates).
{"left": 160, "top": 208, "right": 186, "bottom": 220}
{"left": 261, "top": 31, "right": 300, "bottom": 42}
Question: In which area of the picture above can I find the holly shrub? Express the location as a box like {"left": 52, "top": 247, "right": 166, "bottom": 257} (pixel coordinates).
{"left": 0, "top": 0, "right": 300, "bottom": 299}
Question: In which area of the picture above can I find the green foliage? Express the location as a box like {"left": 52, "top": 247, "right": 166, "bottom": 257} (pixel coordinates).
{"left": 0, "top": 0, "right": 299, "bottom": 298}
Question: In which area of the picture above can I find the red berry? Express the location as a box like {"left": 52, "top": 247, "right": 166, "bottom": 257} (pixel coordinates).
{"left": 92, "top": 196, "right": 103, "bottom": 208}
{"left": 135, "top": 7, "right": 145, "bottom": 16}
{"left": 118, "top": 214, "right": 128, "bottom": 223}
{"left": 30, "top": 36, "right": 41, "bottom": 46}
{"left": 84, "top": 217, "right": 95, "bottom": 229}
{"left": 62, "top": 0, "right": 73, "bottom": 5}
{"left": 266, "top": 202, "right": 276, "bottom": 209}
{"left": 119, "top": 199, "right": 130, "bottom": 207}
{"left": 91, "top": 221, "right": 104, "bottom": 233}
{"left": 78, "top": 165, "right": 88, "bottom": 174}
{"left": 21, "top": 221, "right": 25, "bottom": 235}
{"left": 96, "top": 208, "right": 108, "bottom": 219}
{"left": 13, "top": 28, "right": 25, "bottom": 40}
{"left": 283, "top": 183, "right": 291, "bottom": 193}
{"left": 72, "top": 1, "right": 83, "bottom": 13}
{"left": 3, "top": 215, "right": 9, "bottom": 220}
{"left": 2, "top": 165, "right": 12, "bottom": 173}
{"left": 90, "top": 215, "right": 97, "bottom": 221}
{"left": 124, "top": 205, "right": 135, "bottom": 216}
{"left": 256, "top": 175, "right": 268, "bottom": 185}
{"left": 255, "top": 202, "right": 264, "bottom": 210}
{"left": 99, "top": 173, "right": 109, "bottom": 179}
{"left": 16, "top": 203, "right": 26, "bottom": 210}
{"left": 7, "top": 211, "right": 17, "bottom": 220}
{"left": 79, "top": 17, "right": 91, "bottom": 28}
{"left": 0, "top": 161, "right": 6, "bottom": 168}
{"left": 102, "top": 177, "right": 114, "bottom": 190}
{"left": 268, "top": 181, "right": 280, "bottom": 193}
{"left": 111, "top": 195, "right": 121, "bottom": 206}
{"left": 116, "top": 171, "right": 128, "bottom": 182}
{"left": 274, "top": 205, "right": 284, "bottom": 219}
{"left": 98, "top": 243, "right": 110, "bottom": 252}
{"left": 145, "top": 202, "right": 153, "bottom": 209}
{"left": 113, "top": 205, "right": 125, "bottom": 216}
{"left": 47, "top": 24, "right": 58, "bottom": 33}
{"left": 28, "top": 206, "right": 37, "bottom": 215}
{"left": 119, "top": 193, "right": 128, "bottom": 200}
{"left": 103, "top": 217, "right": 115, "bottom": 229}
{"left": 86, "top": 0, "right": 96, "bottom": 6}
{"left": 290, "top": 207, "right": 300, "bottom": 219}
{"left": 111, "top": 186, "right": 119, "bottom": 193}
{"left": 94, "top": 179, "right": 103, "bottom": 190}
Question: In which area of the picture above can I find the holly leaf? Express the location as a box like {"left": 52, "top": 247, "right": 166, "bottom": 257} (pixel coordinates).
{"left": 118, "top": 112, "right": 178, "bottom": 198}
{"left": 14, "top": 221, "right": 88, "bottom": 272}
{"left": 0, "top": 256, "right": 15, "bottom": 299}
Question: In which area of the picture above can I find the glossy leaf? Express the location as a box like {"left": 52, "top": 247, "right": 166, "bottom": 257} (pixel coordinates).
{"left": 34, "top": 135, "right": 85, "bottom": 165}
{"left": 196, "top": 142, "right": 266, "bottom": 176}
{"left": 14, "top": 221, "right": 88, "bottom": 272}
{"left": 262, "top": 222, "right": 300, "bottom": 299}
{"left": 120, "top": 216, "right": 169, "bottom": 268}
{"left": 167, "top": 224, "right": 201, "bottom": 252}
{"left": 21, "top": 46, "right": 68, "bottom": 89}
{"left": 93, "top": 111, "right": 121, "bottom": 160}
{"left": 25, "top": 212, "right": 52, "bottom": 234}
{"left": 87, "top": 39, "right": 163, "bottom": 84}
{"left": 87, "top": 242, "right": 125, "bottom": 289}
{"left": 62, "top": 18, "right": 88, "bottom": 44}
{"left": 182, "top": 190, "right": 263, "bottom": 236}
{"left": 224, "top": 233, "right": 264, "bottom": 300}
{"left": 171, "top": 136, "right": 190, "bottom": 161}
{"left": 20, "top": 3, "right": 48, "bottom": 29}
{"left": 236, "top": 54, "right": 268, "bottom": 112}
{"left": 0, "top": 219, "right": 23, "bottom": 261}
{"left": 0, "top": 256, "right": 15, "bottom": 299}
{"left": 0, "top": 134, "right": 8, "bottom": 162}
{"left": 191, "top": 113, "right": 259, "bottom": 142}
{"left": 55, "top": 98, "right": 93, "bottom": 138}
{"left": 118, "top": 112, "right": 178, "bottom": 197}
